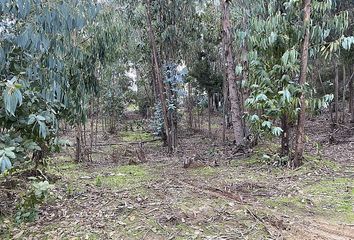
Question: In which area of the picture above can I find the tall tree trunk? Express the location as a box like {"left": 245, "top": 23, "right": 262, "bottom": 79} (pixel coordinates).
{"left": 188, "top": 82, "right": 193, "bottom": 129}
{"left": 76, "top": 123, "right": 82, "bottom": 163}
{"left": 208, "top": 93, "right": 212, "bottom": 137}
{"left": 350, "top": 66, "right": 354, "bottom": 123}
{"left": 342, "top": 65, "right": 346, "bottom": 123}
{"left": 281, "top": 114, "right": 290, "bottom": 157}
{"left": 222, "top": 76, "right": 228, "bottom": 143}
{"left": 145, "top": 0, "right": 172, "bottom": 153}
{"left": 293, "top": 0, "right": 311, "bottom": 168}
{"left": 221, "top": 0, "right": 243, "bottom": 145}
{"left": 333, "top": 63, "right": 339, "bottom": 125}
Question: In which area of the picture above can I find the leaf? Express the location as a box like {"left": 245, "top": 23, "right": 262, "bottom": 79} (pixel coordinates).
{"left": 38, "top": 121, "right": 47, "bottom": 139}
{"left": 262, "top": 121, "right": 272, "bottom": 129}
{"left": 0, "top": 155, "right": 12, "bottom": 173}
{"left": 272, "top": 127, "right": 283, "bottom": 136}
{"left": 256, "top": 93, "right": 268, "bottom": 101}
{"left": 36, "top": 115, "right": 46, "bottom": 121}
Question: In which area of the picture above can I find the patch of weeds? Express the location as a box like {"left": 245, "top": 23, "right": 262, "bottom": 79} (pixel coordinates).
{"left": 100, "top": 165, "right": 150, "bottom": 188}
{"left": 265, "top": 177, "right": 354, "bottom": 223}
{"left": 15, "top": 180, "right": 54, "bottom": 223}
{"left": 95, "top": 176, "right": 103, "bottom": 187}
{"left": 302, "top": 155, "right": 340, "bottom": 171}
{"left": 120, "top": 131, "right": 154, "bottom": 142}
{"left": 264, "top": 196, "right": 305, "bottom": 210}
{"left": 189, "top": 166, "right": 217, "bottom": 177}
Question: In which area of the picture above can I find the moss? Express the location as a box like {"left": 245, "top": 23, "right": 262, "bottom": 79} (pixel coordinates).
{"left": 100, "top": 165, "right": 150, "bottom": 188}
{"left": 120, "top": 131, "right": 154, "bottom": 142}
{"left": 303, "top": 178, "right": 354, "bottom": 222}
{"left": 265, "top": 177, "right": 354, "bottom": 223}
{"left": 189, "top": 166, "right": 217, "bottom": 176}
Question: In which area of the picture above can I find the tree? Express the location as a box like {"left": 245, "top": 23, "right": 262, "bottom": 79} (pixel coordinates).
{"left": 293, "top": 0, "right": 311, "bottom": 168}
{"left": 221, "top": 0, "right": 244, "bottom": 145}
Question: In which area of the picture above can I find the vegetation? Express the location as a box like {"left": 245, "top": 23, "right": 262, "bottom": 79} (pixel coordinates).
{"left": 1, "top": 0, "right": 354, "bottom": 239}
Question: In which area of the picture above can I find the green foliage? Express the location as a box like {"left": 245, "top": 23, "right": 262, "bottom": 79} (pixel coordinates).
{"left": 15, "top": 180, "right": 54, "bottom": 223}
{"left": 245, "top": 0, "right": 350, "bottom": 140}
{"left": 0, "top": 0, "right": 118, "bottom": 172}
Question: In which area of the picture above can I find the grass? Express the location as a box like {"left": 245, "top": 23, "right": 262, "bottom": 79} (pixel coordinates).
{"left": 264, "top": 177, "right": 354, "bottom": 223}
{"left": 120, "top": 131, "right": 155, "bottom": 142}
{"left": 188, "top": 166, "right": 218, "bottom": 177}
{"left": 98, "top": 165, "right": 151, "bottom": 188}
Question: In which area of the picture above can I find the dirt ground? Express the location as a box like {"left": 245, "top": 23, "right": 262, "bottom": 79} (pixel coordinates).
{"left": 0, "top": 112, "right": 353, "bottom": 240}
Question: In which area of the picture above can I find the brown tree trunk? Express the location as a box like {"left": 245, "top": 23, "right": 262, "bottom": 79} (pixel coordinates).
{"left": 222, "top": 74, "right": 229, "bottom": 143}
{"left": 281, "top": 114, "right": 290, "bottom": 157}
{"left": 208, "top": 93, "right": 212, "bottom": 137}
{"left": 342, "top": 65, "right": 346, "bottom": 123}
{"left": 188, "top": 82, "right": 193, "bottom": 129}
{"left": 334, "top": 64, "right": 339, "bottom": 125}
{"left": 221, "top": 0, "right": 243, "bottom": 145}
{"left": 145, "top": 0, "right": 172, "bottom": 153}
{"left": 76, "top": 123, "right": 82, "bottom": 163}
{"left": 293, "top": 0, "right": 311, "bottom": 168}
{"left": 350, "top": 66, "right": 354, "bottom": 123}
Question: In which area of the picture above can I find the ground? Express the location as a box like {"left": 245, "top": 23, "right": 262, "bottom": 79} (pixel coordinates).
{"left": 0, "top": 112, "right": 353, "bottom": 240}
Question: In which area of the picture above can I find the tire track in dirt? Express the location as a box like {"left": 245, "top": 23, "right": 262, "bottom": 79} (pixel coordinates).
{"left": 171, "top": 176, "right": 354, "bottom": 240}
{"left": 286, "top": 219, "right": 354, "bottom": 240}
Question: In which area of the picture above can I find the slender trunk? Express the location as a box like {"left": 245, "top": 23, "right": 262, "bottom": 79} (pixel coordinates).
{"left": 89, "top": 100, "right": 94, "bottom": 161}
{"left": 222, "top": 75, "right": 228, "bottom": 143}
{"left": 76, "top": 124, "right": 82, "bottom": 163}
{"left": 188, "top": 82, "right": 193, "bottom": 129}
{"left": 145, "top": 0, "right": 172, "bottom": 153}
{"left": 334, "top": 64, "right": 339, "bottom": 125}
{"left": 281, "top": 114, "right": 290, "bottom": 157}
{"left": 208, "top": 93, "right": 212, "bottom": 137}
{"left": 342, "top": 65, "right": 346, "bottom": 123}
{"left": 293, "top": 0, "right": 311, "bottom": 168}
{"left": 350, "top": 66, "right": 354, "bottom": 123}
{"left": 95, "top": 97, "right": 99, "bottom": 146}
{"left": 221, "top": 0, "right": 243, "bottom": 145}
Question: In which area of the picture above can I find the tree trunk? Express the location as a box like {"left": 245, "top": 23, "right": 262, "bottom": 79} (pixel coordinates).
{"left": 208, "top": 93, "right": 212, "bottom": 137}
{"left": 221, "top": 0, "right": 243, "bottom": 145}
{"left": 188, "top": 82, "right": 193, "bottom": 129}
{"left": 342, "top": 65, "right": 346, "bottom": 123}
{"left": 293, "top": 0, "right": 311, "bottom": 168}
{"left": 281, "top": 114, "right": 290, "bottom": 156}
{"left": 350, "top": 66, "right": 354, "bottom": 123}
{"left": 222, "top": 74, "right": 229, "bottom": 143}
{"left": 145, "top": 0, "right": 172, "bottom": 153}
{"left": 76, "top": 123, "right": 82, "bottom": 163}
{"left": 334, "top": 64, "right": 339, "bottom": 125}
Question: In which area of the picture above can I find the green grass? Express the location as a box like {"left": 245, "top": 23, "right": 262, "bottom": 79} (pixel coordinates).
{"left": 265, "top": 177, "right": 354, "bottom": 223}
{"left": 189, "top": 166, "right": 218, "bottom": 177}
{"left": 120, "top": 131, "right": 154, "bottom": 142}
{"left": 98, "top": 165, "right": 151, "bottom": 188}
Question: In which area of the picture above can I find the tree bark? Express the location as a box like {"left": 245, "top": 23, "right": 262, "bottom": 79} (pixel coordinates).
{"left": 350, "top": 66, "right": 354, "bottom": 123}
{"left": 281, "top": 114, "right": 290, "bottom": 157}
{"left": 342, "top": 65, "right": 346, "bottom": 123}
{"left": 208, "top": 93, "right": 212, "bottom": 137}
{"left": 145, "top": 0, "right": 172, "bottom": 153}
{"left": 188, "top": 82, "right": 193, "bottom": 129}
{"left": 293, "top": 0, "right": 311, "bottom": 168}
{"left": 221, "top": 0, "right": 243, "bottom": 145}
{"left": 334, "top": 63, "right": 339, "bottom": 125}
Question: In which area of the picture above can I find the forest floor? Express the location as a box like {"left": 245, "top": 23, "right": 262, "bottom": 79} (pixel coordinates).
{"left": 1, "top": 112, "right": 354, "bottom": 240}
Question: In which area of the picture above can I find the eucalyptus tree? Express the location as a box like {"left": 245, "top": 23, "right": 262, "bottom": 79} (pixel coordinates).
{"left": 0, "top": 0, "right": 128, "bottom": 170}
{"left": 244, "top": 0, "right": 352, "bottom": 166}
{"left": 220, "top": 0, "right": 244, "bottom": 146}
